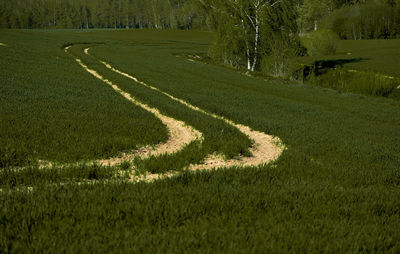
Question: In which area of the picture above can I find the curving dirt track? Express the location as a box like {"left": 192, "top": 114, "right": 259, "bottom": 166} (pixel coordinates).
{"left": 65, "top": 46, "right": 203, "bottom": 168}
{"left": 82, "top": 47, "right": 285, "bottom": 183}
{"left": 1, "top": 44, "right": 285, "bottom": 191}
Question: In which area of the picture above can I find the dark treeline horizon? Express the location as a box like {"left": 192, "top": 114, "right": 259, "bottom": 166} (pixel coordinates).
{"left": 0, "top": 0, "right": 207, "bottom": 30}
{"left": 1, "top": 0, "right": 400, "bottom": 40}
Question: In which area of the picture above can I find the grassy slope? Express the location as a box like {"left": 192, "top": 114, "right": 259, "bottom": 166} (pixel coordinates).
{"left": 92, "top": 34, "right": 399, "bottom": 178}
{"left": 0, "top": 30, "right": 168, "bottom": 165}
{"left": 300, "top": 39, "right": 400, "bottom": 77}
{"left": 1, "top": 30, "right": 400, "bottom": 252}
{"left": 338, "top": 39, "right": 400, "bottom": 76}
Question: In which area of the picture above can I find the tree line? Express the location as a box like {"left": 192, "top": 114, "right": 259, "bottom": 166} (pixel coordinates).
{"left": 198, "top": 0, "right": 363, "bottom": 75}
{"left": 1, "top": 0, "right": 400, "bottom": 76}
{"left": 1, "top": 0, "right": 399, "bottom": 39}
{"left": 297, "top": 0, "right": 400, "bottom": 39}
{"left": 0, "top": 0, "right": 370, "bottom": 30}
{"left": 0, "top": 0, "right": 205, "bottom": 29}
{"left": 325, "top": 0, "right": 400, "bottom": 39}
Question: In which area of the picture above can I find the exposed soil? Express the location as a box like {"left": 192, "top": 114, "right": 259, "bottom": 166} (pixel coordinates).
{"left": 66, "top": 47, "right": 202, "bottom": 168}
{"left": 83, "top": 48, "right": 285, "bottom": 183}
{"left": 0, "top": 42, "right": 8, "bottom": 47}
{"left": 3, "top": 45, "right": 285, "bottom": 189}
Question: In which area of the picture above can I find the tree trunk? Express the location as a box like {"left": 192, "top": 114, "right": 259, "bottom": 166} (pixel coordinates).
{"left": 251, "top": 20, "right": 259, "bottom": 71}
{"left": 247, "top": 48, "right": 251, "bottom": 70}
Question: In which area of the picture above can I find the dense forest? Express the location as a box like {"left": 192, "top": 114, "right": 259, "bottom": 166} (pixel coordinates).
{"left": 0, "top": 0, "right": 207, "bottom": 29}
{"left": 325, "top": 0, "right": 400, "bottom": 39}
{"left": 297, "top": 0, "right": 400, "bottom": 39}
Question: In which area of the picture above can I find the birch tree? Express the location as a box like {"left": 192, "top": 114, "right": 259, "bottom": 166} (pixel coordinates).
{"left": 243, "top": 0, "right": 282, "bottom": 71}
{"left": 200, "top": 0, "right": 298, "bottom": 72}
{"left": 297, "top": 0, "right": 332, "bottom": 32}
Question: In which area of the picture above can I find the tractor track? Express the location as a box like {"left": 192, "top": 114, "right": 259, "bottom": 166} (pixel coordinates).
{"left": 82, "top": 46, "right": 284, "bottom": 182}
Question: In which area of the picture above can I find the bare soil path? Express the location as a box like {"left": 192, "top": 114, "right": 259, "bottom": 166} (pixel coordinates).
{"left": 0, "top": 44, "right": 285, "bottom": 192}
{"left": 83, "top": 47, "right": 284, "bottom": 183}
{"left": 65, "top": 46, "right": 203, "bottom": 168}
{"left": 0, "top": 42, "right": 8, "bottom": 47}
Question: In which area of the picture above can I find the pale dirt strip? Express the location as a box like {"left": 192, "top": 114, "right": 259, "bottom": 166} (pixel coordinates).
{"left": 0, "top": 42, "right": 8, "bottom": 47}
{"left": 65, "top": 46, "right": 203, "bottom": 167}
{"left": 84, "top": 48, "right": 285, "bottom": 183}
{"left": 0, "top": 45, "right": 284, "bottom": 192}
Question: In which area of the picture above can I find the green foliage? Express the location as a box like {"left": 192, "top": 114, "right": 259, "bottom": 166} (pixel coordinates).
{"left": 296, "top": 0, "right": 400, "bottom": 39}
{"left": 0, "top": 30, "right": 399, "bottom": 252}
{"left": 297, "top": 0, "right": 332, "bottom": 32}
{"left": 203, "top": 0, "right": 301, "bottom": 76}
{"left": 0, "top": 0, "right": 204, "bottom": 29}
{"left": 2, "top": 0, "right": 400, "bottom": 42}
{"left": 207, "top": 17, "right": 247, "bottom": 68}
{"left": 301, "top": 29, "right": 340, "bottom": 56}
{"left": 261, "top": 33, "right": 303, "bottom": 77}
{"left": 322, "top": 0, "right": 400, "bottom": 39}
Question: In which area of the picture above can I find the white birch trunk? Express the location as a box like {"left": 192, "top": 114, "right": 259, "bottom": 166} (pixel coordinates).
{"left": 251, "top": 20, "right": 259, "bottom": 71}
{"left": 242, "top": 18, "right": 252, "bottom": 71}
{"left": 247, "top": 48, "right": 251, "bottom": 70}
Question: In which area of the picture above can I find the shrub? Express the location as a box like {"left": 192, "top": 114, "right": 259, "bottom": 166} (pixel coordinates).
{"left": 261, "top": 34, "right": 305, "bottom": 78}
{"left": 301, "top": 29, "right": 339, "bottom": 56}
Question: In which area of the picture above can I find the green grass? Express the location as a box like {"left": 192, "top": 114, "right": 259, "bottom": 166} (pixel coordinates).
{"left": 298, "top": 39, "right": 400, "bottom": 98}
{"left": 1, "top": 30, "right": 400, "bottom": 252}
{"left": 300, "top": 39, "right": 400, "bottom": 77}
{"left": 337, "top": 39, "right": 400, "bottom": 77}
{"left": 0, "top": 30, "right": 168, "bottom": 166}
{"left": 0, "top": 163, "right": 123, "bottom": 188}
{"left": 308, "top": 68, "right": 398, "bottom": 97}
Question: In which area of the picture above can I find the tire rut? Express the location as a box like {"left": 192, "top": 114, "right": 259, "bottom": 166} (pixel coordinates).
{"left": 65, "top": 46, "right": 203, "bottom": 168}
{"left": 83, "top": 47, "right": 285, "bottom": 183}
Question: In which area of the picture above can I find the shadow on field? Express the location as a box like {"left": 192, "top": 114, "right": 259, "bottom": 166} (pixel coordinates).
{"left": 303, "top": 58, "right": 370, "bottom": 77}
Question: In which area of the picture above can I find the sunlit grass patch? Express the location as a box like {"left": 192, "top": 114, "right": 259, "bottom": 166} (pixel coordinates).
{"left": 308, "top": 68, "right": 399, "bottom": 97}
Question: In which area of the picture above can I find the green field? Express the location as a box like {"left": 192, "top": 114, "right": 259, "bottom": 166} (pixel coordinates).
{"left": 299, "top": 39, "right": 400, "bottom": 98}
{"left": 1, "top": 30, "right": 400, "bottom": 252}
{"left": 0, "top": 30, "right": 170, "bottom": 166}
{"left": 302, "top": 39, "right": 400, "bottom": 77}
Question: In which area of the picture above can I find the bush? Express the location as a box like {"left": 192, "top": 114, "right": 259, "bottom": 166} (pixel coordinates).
{"left": 301, "top": 29, "right": 339, "bottom": 56}
{"left": 261, "top": 34, "right": 304, "bottom": 78}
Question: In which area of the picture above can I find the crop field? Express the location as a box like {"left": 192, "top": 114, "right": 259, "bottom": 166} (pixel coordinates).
{"left": 0, "top": 30, "right": 169, "bottom": 166}
{"left": 1, "top": 29, "right": 400, "bottom": 252}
